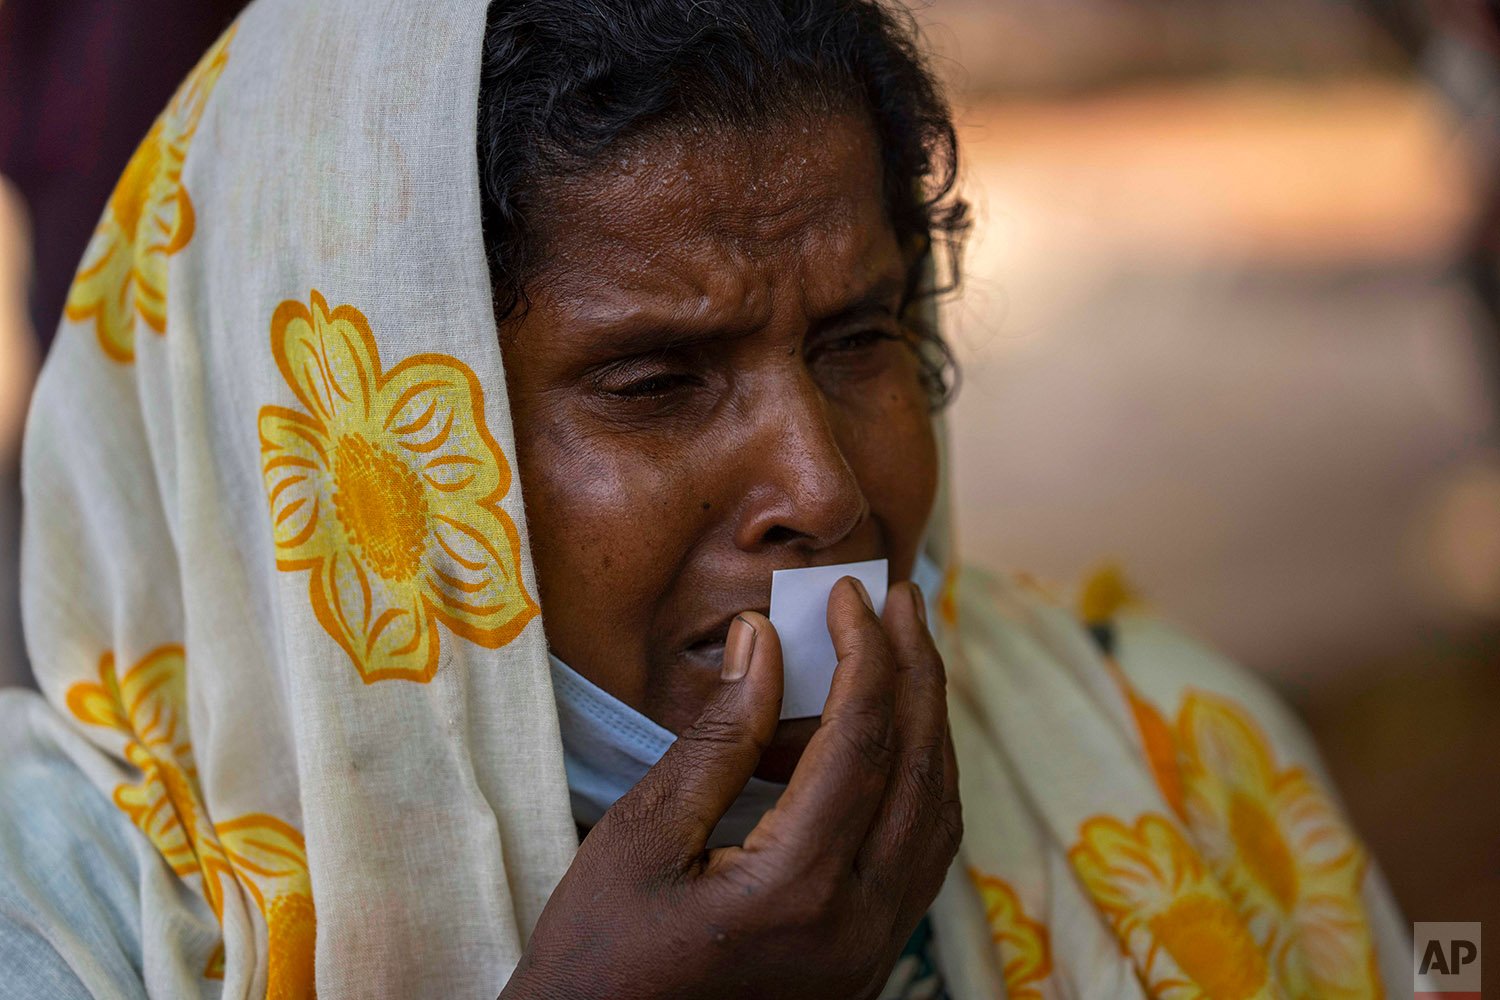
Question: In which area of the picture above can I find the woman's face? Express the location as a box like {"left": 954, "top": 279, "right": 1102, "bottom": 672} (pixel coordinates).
{"left": 500, "top": 111, "right": 939, "bottom": 780}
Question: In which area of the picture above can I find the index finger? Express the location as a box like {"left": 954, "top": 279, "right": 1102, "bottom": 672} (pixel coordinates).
{"left": 743, "top": 576, "right": 897, "bottom": 868}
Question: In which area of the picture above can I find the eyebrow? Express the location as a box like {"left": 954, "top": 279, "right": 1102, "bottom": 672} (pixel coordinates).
{"left": 808, "top": 271, "right": 907, "bottom": 335}
{"left": 574, "top": 267, "right": 910, "bottom": 360}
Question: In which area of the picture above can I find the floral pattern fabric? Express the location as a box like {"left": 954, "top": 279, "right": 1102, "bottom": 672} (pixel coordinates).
{"left": 16, "top": 2, "right": 579, "bottom": 996}
{"left": 65, "top": 647, "right": 315, "bottom": 998}
{"left": 1064, "top": 681, "right": 1383, "bottom": 1000}
{"left": 1072, "top": 813, "right": 1280, "bottom": 1000}
{"left": 1172, "top": 693, "right": 1379, "bottom": 999}
{"left": 64, "top": 26, "right": 233, "bottom": 363}
{"left": 258, "top": 290, "right": 537, "bottom": 683}
{"left": 971, "top": 872, "right": 1052, "bottom": 999}
{"left": 939, "top": 563, "right": 1400, "bottom": 1000}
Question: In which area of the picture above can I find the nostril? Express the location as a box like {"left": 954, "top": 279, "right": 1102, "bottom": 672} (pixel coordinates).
{"left": 762, "top": 524, "right": 800, "bottom": 545}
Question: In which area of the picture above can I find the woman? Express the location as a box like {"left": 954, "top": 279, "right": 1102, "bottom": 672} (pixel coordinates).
{"left": 0, "top": 0, "right": 1411, "bottom": 996}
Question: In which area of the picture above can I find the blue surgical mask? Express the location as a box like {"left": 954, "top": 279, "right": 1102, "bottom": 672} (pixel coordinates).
{"left": 548, "top": 655, "right": 786, "bottom": 847}
{"left": 549, "top": 551, "right": 946, "bottom": 847}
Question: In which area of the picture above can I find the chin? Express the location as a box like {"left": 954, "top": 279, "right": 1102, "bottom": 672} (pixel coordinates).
{"left": 753, "top": 716, "right": 822, "bottom": 783}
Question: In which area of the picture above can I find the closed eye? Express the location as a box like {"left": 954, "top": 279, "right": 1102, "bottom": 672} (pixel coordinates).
{"left": 603, "top": 371, "right": 698, "bottom": 398}
{"left": 821, "top": 329, "right": 901, "bottom": 353}
{"left": 807, "top": 326, "right": 908, "bottom": 365}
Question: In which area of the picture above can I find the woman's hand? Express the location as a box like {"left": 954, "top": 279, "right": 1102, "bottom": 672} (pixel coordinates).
{"left": 501, "top": 577, "right": 961, "bottom": 1000}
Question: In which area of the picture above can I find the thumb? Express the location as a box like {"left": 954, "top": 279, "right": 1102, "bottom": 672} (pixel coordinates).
{"left": 603, "top": 612, "right": 783, "bottom": 867}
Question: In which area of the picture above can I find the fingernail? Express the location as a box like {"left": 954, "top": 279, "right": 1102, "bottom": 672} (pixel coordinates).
{"left": 723, "top": 614, "right": 756, "bottom": 681}
{"left": 850, "top": 577, "right": 874, "bottom": 611}
{"left": 911, "top": 582, "right": 928, "bottom": 626}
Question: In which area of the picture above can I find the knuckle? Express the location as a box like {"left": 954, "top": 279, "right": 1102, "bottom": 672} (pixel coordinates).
{"left": 714, "top": 859, "right": 781, "bottom": 914}
{"left": 903, "top": 739, "right": 949, "bottom": 806}
{"left": 854, "top": 857, "right": 899, "bottom": 906}
{"left": 840, "top": 628, "right": 895, "bottom": 675}
{"left": 682, "top": 710, "right": 752, "bottom": 753}
{"left": 604, "top": 789, "right": 670, "bottom": 843}
{"left": 930, "top": 647, "right": 951, "bottom": 683}
{"left": 828, "top": 716, "right": 897, "bottom": 777}
{"left": 588, "top": 803, "right": 671, "bottom": 874}
{"left": 784, "top": 874, "right": 842, "bottom": 930}
{"left": 937, "top": 796, "right": 964, "bottom": 855}
{"left": 914, "top": 636, "right": 948, "bottom": 674}
{"left": 912, "top": 652, "right": 949, "bottom": 700}
{"left": 604, "top": 784, "right": 659, "bottom": 831}
{"left": 853, "top": 623, "right": 893, "bottom": 660}
{"left": 897, "top": 662, "right": 948, "bottom": 725}
{"left": 895, "top": 622, "right": 940, "bottom": 666}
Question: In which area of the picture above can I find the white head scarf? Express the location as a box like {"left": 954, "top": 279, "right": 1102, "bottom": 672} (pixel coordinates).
{"left": 12, "top": 1, "right": 1411, "bottom": 997}
{"left": 23, "top": 1, "right": 574, "bottom": 994}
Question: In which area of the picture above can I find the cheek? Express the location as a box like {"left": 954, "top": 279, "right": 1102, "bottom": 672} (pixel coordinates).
{"left": 514, "top": 408, "right": 710, "bottom": 693}
{"left": 843, "top": 372, "right": 940, "bottom": 559}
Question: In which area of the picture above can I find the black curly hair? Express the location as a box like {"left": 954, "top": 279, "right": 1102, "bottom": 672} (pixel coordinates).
{"left": 476, "top": 0, "right": 967, "bottom": 408}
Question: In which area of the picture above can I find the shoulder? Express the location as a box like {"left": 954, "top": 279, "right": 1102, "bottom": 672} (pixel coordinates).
{"left": 1108, "top": 608, "right": 1337, "bottom": 786}
{"left": 947, "top": 562, "right": 1332, "bottom": 782}
{"left": 0, "top": 690, "right": 148, "bottom": 1000}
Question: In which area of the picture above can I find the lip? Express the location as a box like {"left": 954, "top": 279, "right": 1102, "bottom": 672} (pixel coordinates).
{"left": 673, "top": 554, "right": 885, "bottom": 665}
{"left": 681, "top": 607, "right": 770, "bottom": 658}
{"left": 681, "top": 638, "right": 727, "bottom": 671}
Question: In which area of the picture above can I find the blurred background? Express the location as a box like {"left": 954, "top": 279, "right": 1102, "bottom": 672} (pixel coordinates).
{"left": 2, "top": 0, "right": 1496, "bottom": 938}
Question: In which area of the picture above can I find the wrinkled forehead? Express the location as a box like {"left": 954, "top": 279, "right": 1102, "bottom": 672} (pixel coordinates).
{"left": 537, "top": 112, "right": 886, "bottom": 243}
{"left": 523, "top": 113, "right": 898, "bottom": 318}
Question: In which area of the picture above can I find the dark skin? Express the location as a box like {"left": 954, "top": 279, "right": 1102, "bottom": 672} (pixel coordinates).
{"left": 497, "top": 112, "right": 960, "bottom": 998}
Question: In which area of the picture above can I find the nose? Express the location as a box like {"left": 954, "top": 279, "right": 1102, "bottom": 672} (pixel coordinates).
{"left": 732, "top": 374, "right": 868, "bottom": 554}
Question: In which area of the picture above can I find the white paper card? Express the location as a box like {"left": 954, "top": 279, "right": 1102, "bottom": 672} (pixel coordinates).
{"left": 769, "top": 558, "right": 888, "bottom": 719}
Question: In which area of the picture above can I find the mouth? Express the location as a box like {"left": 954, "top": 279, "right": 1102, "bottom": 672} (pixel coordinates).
{"left": 682, "top": 639, "right": 726, "bottom": 671}
{"left": 681, "top": 620, "right": 819, "bottom": 782}
{"left": 680, "top": 607, "right": 768, "bottom": 671}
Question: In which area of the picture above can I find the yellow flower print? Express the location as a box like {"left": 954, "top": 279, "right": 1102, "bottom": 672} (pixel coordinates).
{"left": 66, "top": 646, "right": 206, "bottom": 879}
{"left": 1070, "top": 814, "right": 1282, "bottom": 1000}
{"left": 214, "top": 816, "right": 317, "bottom": 999}
{"left": 970, "top": 870, "right": 1051, "bottom": 1000}
{"left": 65, "top": 647, "right": 316, "bottom": 996}
{"left": 1176, "top": 693, "right": 1381, "bottom": 1000}
{"left": 938, "top": 562, "right": 960, "bottom": 628}
{"left": 258, "top": 290, "right": 537, "bottom": 683}
{"left": 1101, "top": 656, "right": 1187, "bottom": 822}
{"left": 64, "top": 26, "right": 233, "bottom": 361}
